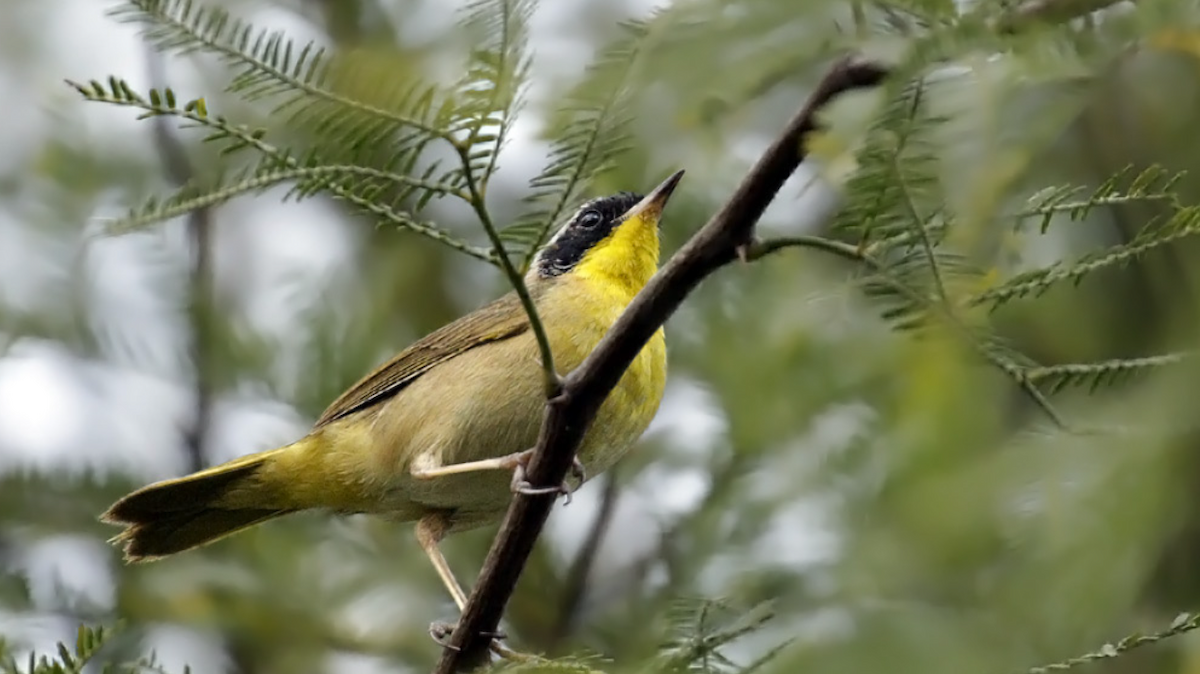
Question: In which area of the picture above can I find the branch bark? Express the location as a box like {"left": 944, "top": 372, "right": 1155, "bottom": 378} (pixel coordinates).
{"left": 433, "top": 55, "right": 890, "bottom": 674}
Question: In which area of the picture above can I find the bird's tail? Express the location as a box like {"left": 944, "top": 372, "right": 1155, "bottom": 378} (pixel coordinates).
{"left": 102, "top": 443, "right": 303, "bottom": 562}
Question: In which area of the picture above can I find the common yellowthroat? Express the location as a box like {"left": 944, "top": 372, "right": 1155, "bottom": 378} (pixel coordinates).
{"left": 102, "top": 170, "right": 683, "bottom": 622}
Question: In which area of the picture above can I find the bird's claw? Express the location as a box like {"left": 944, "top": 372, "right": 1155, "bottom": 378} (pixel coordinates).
{"left": 510, "top": 454, "right": 586, "bottom": 506}
{"left": 429, "top": 621, "right": 459, "bottom": 650}
{"left": 569, "top": 457, "right": 587, "bottom": 485}
{"left": 428, "top": 621, "right": 508, "bottom": 650}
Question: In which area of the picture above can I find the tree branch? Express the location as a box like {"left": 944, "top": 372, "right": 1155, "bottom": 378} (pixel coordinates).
{"left": 146, "top": 49, "right": 211, "bottom": 474}
{"left": 433, "top": 55, "right": 890, "bottom": 673}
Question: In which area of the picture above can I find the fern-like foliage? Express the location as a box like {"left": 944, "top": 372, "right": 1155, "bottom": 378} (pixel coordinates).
{"left": 1015, "top": 164, "right": 1185, "bottom": 234}
{"left": 812, "top": 59, "right": 1080, "bottom": 426}
{"left": 858, "top": 248, "right": 980, "bottom": 331}
{"left": 654, "top": 598, "right": 782, "bottom": 673}
{"left": 973, "top": 205, "right": 1200, "bottom": 309}
{"left": 836, "top": 156, "right": 1200, "bottom": 427}
{"left": 832, "top": 73, "right": 944, "bottom": 249}
{"left": 0, "top": 624, "right": 175, "bottom": 674}
{"left": 455, "top": 0, "right": 535, "bottom": 193}
{"left": 73, "top": 0, "right": 671, "bottom": 282}
{"left": 828, "top": 64, "right": 986, "bottom": 336}
{"left": 813, "top": 24, "right": 1198, "bottom": 431}
{"left": 844, "top": 240, "right": 1068, "bottom": 425}
{"left": 68, "top": 77, "right": 496, "bottom": 262}
{"left": 76, "top": 0, "right": 551, "bottom": 267}
{"left": 116, "top": 0, "right": 451, "bottom": 150}
{"left": 1026, "top": 352, "right": 1192, "bottom": 394}
{"left": 500, "top": 19, "right": 652, "bottom": 270}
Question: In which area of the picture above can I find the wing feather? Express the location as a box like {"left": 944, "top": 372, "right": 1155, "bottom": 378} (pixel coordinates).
{"left": 313, "top": 290, "right": 532, "bottom": 428}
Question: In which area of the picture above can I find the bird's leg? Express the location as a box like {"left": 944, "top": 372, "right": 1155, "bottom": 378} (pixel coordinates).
{"left": 508, "top": 451, "right": 587, "bottom": 504}
{"left": 415, "top": 514, "right": 528, "bottom": 660}
{"left": 411, "top": 449, "right": 587, "bottom": 503}
{"left": 415, "top": 514, "right": 470, "bottom": 610}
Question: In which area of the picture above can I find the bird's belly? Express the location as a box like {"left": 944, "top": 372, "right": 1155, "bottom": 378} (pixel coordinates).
{"left": 395, "top": 347, "right": 664, "bottom": 529}
{"left": 576, "top": 337, "right": 665, "bottom": 475}
{"left": 350, "top": 286, "right": 666, "bottom": 529}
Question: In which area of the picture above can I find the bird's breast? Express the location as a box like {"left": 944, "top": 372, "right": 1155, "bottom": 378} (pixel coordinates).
{"left": 541, "top": 276, "right": 667, "bottom": 476}
{"left": 337, "top": 274, "right": 666, "bottom": 527}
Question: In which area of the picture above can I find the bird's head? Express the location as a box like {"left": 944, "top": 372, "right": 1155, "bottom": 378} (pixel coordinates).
{"left": 534, "top": 170, "right": 684, "bottom": 294}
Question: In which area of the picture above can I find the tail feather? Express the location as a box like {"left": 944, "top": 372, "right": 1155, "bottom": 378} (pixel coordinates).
{"left": 112, "top": 508, "right": 289, "bottom": 562}
{"left": 103, "top": 447, "right": 294, "bottom": 562}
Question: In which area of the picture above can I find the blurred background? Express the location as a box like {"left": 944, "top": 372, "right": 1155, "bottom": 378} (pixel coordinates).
{"left": 5, "top": 0, "right": 1200, "bottom": 673}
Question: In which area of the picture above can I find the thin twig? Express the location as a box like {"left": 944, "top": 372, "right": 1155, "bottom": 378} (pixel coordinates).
{"left": 146, "top": 50, "right": 210, "bottom": 473}
{"left": 547, "top": 472, "right": 620, "bottom": 652}
{"left": 432, "top": 56, "right": 891, "bottom": 674}
{"left": 1025, "top": 353, "right": 1191, "bottom": 384}
{"left": 745, "top": 235, "right": 1068, "bottom": 429}
{"left": 1026, "top": 611, "right": 1200, "bottom": 673}
{"left": 456, "top": 144, "right": 560, "bottom": 396}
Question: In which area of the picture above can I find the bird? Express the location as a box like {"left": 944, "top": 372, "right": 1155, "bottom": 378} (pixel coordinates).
{"left": 101, "top": 169, "right": 683, "bottom": 637}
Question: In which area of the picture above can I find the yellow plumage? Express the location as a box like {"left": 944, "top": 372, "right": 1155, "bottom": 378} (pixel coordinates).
{"left": 101, "top": 172, "right": 682, "bottom": 605}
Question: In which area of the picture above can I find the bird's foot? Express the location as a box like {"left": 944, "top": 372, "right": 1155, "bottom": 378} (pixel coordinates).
{"left": 428, "top": 622, "right": 531, "bottom": 660}
{"left": 508, "top": 449, "right": 586, "bottom": 505}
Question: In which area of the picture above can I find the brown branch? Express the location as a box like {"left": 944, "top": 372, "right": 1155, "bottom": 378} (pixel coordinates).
{"left": 146, "top": 50, "right": 213, "bottom": 473}
{"left": 433, "top": 55, "right": 890, "bottom": 674}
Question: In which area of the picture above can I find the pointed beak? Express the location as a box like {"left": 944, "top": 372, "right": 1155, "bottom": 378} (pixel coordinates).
{"left": 622, "top": 169, "right": 685, "bottom": 225}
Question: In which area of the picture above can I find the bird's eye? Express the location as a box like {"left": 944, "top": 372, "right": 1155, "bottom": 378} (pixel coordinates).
{"left": 578, "top": 210, "right": 603, "bottom": 229}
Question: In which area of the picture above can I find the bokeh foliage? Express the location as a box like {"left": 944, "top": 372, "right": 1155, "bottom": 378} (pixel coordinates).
{"left": 6, "top": 0, "right": 1200, "bottom": 673}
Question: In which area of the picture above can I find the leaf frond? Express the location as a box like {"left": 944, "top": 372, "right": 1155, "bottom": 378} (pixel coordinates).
{"left": 832, "top": 76, "right": 944, "bottom": 250}
{"left": 972, "top": 205, "right": 1200, "bottom": 310}
{"left": 1026, "top": 352, "right": 1192, "bottom": 394}
{"left": 68, "top": 79, "right": 494, "bottom": 263}
{"left": 656, "top": 598, "right": 776, "bottom": 673}
{"left": 115, "top": 0, "right": 450, "bottom": 139}
{"left": 842, "top": 243, "right": 1066, "bottom": 427}
{"left": 1017, "top": 164, "right": 1186, "bottom": 233}
{"left": 456, "top": 0, "right": 536, "bottom": 190}
{"left": 0, "top": 623, "right": 174, "bottom": 674}
{"left": 858, "top": 246, "right": 981, "bottom": 332}
{"left": 501, "top": 19, "right": 653, "bottom": 269}
{"left": 107, "top": 163, "right": 466, "bottom": 235}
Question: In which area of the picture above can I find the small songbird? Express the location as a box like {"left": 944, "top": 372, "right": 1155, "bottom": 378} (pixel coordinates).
{"left": 102, "top": 170, "right": 683, "bottom": 626}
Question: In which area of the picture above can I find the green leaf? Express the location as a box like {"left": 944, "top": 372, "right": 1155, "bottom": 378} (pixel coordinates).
{"left": 456, "top": 0, "right": 536, "bottom": 189}
{"left": 501, "top": 18, "right": 654, "bottom": 270}
{"left": 1026, "top": 353, "right": 1192, "bottom": 393}
{"left": 1016, "top": 164, "right": 1184, "bottom": 233}
{"left": 972, "top": 205, "right": 1200, "bottom": 310}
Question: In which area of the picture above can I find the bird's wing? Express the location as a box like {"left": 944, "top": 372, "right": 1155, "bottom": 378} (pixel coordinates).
{"left": 313, "top": 290, "right": 532, "bottom": 429}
